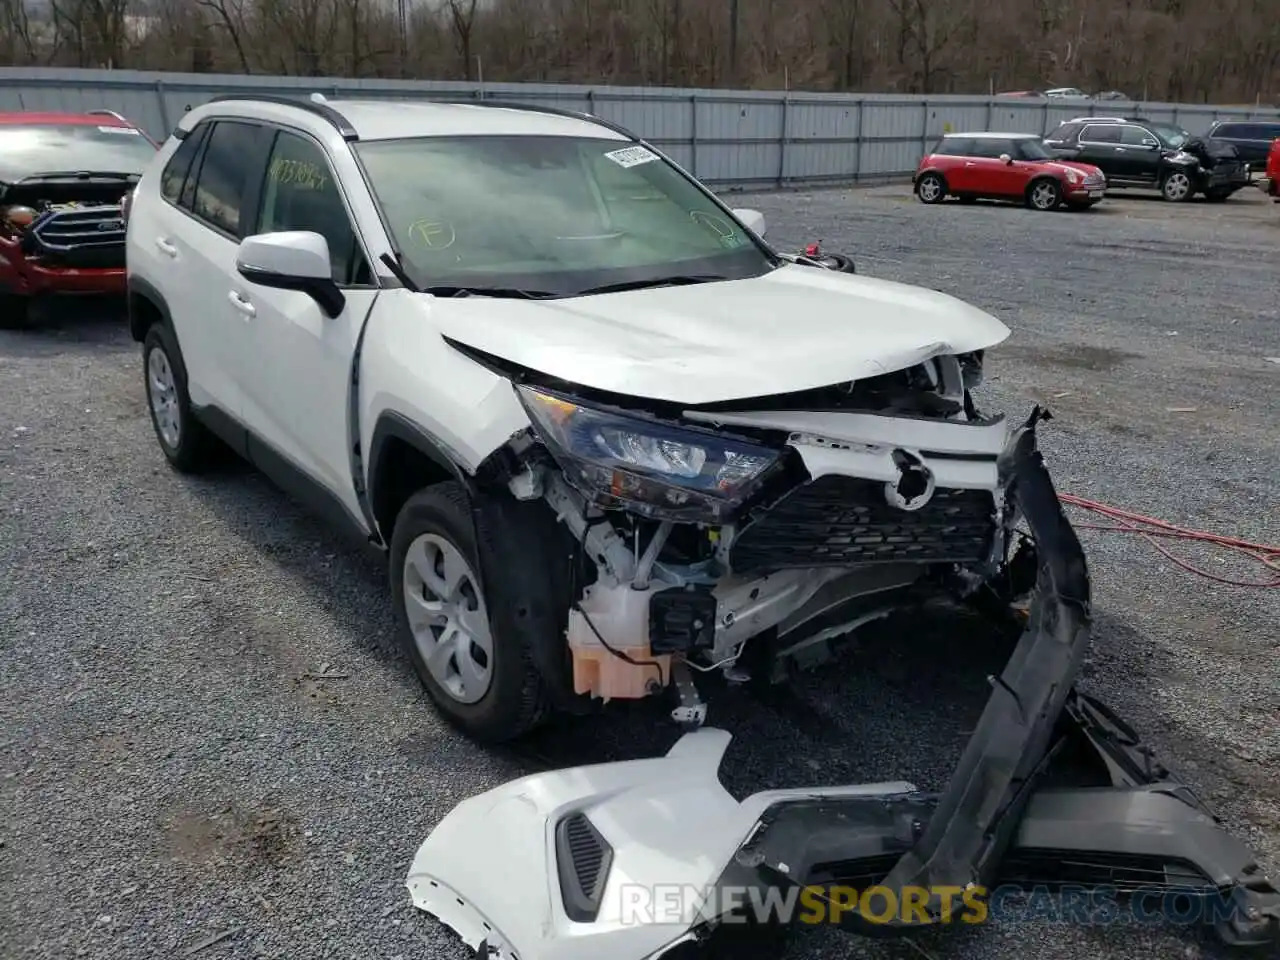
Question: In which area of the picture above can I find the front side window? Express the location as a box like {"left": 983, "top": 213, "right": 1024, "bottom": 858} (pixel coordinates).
{"left": 257, "top": 131, "right": 369, "bottom": 285}
{"left": 353, "top": 135, "right": 773, "bottom": 295}
{"left": 1145, "top": 123, "right": 1189, "bottom": 149}
{"left": 1119, "top": 126, "right": 1157, "bottom": 146}
{"left": 968, "top": 138, "right": 1015, "bottom": 158}
{"left": 1014, "top": 139, "right": 1053, "bottom": 160}
{"left": 190, "top": 120, "right": 269, "bottom": 238}
{"left": 0, "top": 122, "right": 157, "bottom": 179}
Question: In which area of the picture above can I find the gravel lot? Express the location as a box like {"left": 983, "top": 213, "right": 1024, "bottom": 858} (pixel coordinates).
{"left": 2, "top": 184, "right": 1277, "bottom": 960}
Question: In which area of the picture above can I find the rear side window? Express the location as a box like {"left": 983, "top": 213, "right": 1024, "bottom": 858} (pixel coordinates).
{"left": 1213, "top": 122, "right": 1243, "bottom": 137}
{"left": 160, "top": 122, "right": 210, "bottom": 205}
{"left": 1081, "top": 124, "right": 1121, "bottom": 143}
{"left": 936, "top": 137, "right": 973, "bottom": 156}
{"left": 189, "top": 121, "right": 269, "bottom": 238}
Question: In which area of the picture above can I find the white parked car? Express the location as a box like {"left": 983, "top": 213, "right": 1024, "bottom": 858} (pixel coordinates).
{"left": 126, "top": 94, "right": 1040, "bottom": 743}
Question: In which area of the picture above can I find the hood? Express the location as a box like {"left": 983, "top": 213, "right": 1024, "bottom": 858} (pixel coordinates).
{"left": 1045, "top": 159, "right": 1102, "bottom": 178}
{"left": 430, "top": 264, "right": 1010, "bottom": 405}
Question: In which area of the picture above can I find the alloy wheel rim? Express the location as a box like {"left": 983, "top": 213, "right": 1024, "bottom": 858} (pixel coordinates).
{"left": 1165, "top": 173, "right": 1190, "bottom": 200}
{"left": 147, "top": 347, "right": 181, "bottom": 449}
{"left": 1033, "top": 183, "right": 1057, "bottom": 208}
{"left": 920, "top": 177, "right": 941, "bottom": 201}
{"left": 402, "top": 533, "right": 494, "bottom": 704}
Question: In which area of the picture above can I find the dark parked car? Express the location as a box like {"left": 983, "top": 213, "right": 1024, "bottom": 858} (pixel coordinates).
{"left": 1204, "top": 120, "right": 1280, "bottom": 171}
{"left": 1043, "top": 117, "right": 1251, "bottom": 202}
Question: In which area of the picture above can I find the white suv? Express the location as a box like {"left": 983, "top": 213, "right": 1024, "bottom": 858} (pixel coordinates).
{"left": 125, "top": 94, "right": 1033, "bottom": 743}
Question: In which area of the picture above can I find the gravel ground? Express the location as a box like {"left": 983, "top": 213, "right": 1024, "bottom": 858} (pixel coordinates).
{"left": 2, "top": 184, "right": 1277, "bottom": 960}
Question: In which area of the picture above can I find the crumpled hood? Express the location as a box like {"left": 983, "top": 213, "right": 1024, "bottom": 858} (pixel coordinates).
{"left": 428, "top": 263, "right": 1010, "bottom": 405}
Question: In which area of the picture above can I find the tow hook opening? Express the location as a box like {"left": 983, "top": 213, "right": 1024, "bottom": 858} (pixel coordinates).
{"left": 885, "top": 448, "right": 935, "bottom": 511}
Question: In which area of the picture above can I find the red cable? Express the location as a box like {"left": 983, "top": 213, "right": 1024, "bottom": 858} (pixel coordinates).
{"left": 1058, "top": 493, "right": 1280, "bottom": 588}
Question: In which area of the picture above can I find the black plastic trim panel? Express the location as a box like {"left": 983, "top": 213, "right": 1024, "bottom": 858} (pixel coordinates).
{"left": 205, "top": 94, "right": 359, "bottom": 140}
{"left": 555, "top": 812, "right": 614, "bottom": 923}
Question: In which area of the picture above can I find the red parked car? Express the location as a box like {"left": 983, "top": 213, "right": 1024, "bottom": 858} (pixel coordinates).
{"left": 914, "top": 132, "right": 1107, "bottom": 211}
{"left": 1261, "top": 137, "right": 1280, "bottom": 202}
{"left": 0, "top": 109, "right": 157, "bottom": 328}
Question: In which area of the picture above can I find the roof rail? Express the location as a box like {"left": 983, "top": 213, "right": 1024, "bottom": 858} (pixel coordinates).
{"left": 88, "top": 108, "right": 132, "bottom": 125}
{"left": 202, "top": 93, "right": 358, "bottom": 140}
{"left": 434, "top": 97, "right": 645, "bottom": 143}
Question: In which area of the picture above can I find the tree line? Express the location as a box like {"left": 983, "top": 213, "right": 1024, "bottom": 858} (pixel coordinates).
{"left": 1, "top": 0, "right": 1276, "bottom": 104}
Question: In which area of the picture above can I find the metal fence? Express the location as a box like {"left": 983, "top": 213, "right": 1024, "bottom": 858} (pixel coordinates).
{"left": 3, "top": 67, "right": 1278, "bottom": 189}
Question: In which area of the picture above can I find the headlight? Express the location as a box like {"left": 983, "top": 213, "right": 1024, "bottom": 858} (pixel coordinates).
{"left": 516, "top": 385, "right": 782, "bottom": 522}
{"left": 1065, "top": 169, "right": 1081, "bottom": 183}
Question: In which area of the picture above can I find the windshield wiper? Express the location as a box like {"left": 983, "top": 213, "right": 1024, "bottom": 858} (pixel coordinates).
{"left": 421, "top": 285, "right": 555, "bottom": 300}
{"left": 573, "top": 274, "right": 729, "bottom": 297}
{"left": 20, "top": 171, "right": 139, "bottom": 181}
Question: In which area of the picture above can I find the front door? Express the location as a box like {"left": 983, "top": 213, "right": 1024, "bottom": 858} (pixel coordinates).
{"left": 231, "top": 127, "right": 380, "bottom": 530}
{"left": 1074, "top": 124, "right": 1126, "bottom": 180}
{"left": 1115, "top": 125, "right": 1163, "bottom": 183}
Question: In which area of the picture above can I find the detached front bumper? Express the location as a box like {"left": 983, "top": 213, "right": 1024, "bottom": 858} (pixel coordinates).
{"left": 405, "top": 410, "right": 1280, "bottom": 959}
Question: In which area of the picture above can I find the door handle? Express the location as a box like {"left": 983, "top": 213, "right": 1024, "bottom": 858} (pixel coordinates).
{"left": 965, "top": 161, "right": 977, "bottom": 166}
{"left": 155, "top": 238, "right": 178, "bottom": 258}
{"left": 1114, "top": 147, "right": 1126, "bottom": 151}
{"left": 228, "top": 290, "right": 256, "bottom": 318}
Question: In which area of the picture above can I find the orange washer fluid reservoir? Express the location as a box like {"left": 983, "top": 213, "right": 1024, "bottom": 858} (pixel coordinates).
{"left": 567, "top": 582, "right": 671, "bottom": 702}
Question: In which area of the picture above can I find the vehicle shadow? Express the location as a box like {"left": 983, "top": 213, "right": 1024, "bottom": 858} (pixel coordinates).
{"left": 0, "top": 296, "right": 130, "bottom": 356}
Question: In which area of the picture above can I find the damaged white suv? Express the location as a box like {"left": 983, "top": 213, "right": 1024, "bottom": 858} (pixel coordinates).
{"left": 126, "top": 94, "right": 1025, "bottom": 742}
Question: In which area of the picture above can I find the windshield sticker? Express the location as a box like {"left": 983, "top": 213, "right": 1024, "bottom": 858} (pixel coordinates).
{"left": 603, "top": 145, "right": 658, "bottom": 168}
{"left": 98, "top": 125, "right": 141, "bottom": 135}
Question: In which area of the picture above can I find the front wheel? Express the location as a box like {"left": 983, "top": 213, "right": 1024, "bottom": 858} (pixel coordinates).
{"left": 389, "top": 482, "right": 555, "bottom": 743}
{"left": 1027, "top": 179, "right": 1062, "bottom": 211}
{"left": 1161, "top": 170, "right": 1194, "bottom": 202}
{"left": 916, "top": 173, "right": 947, "bottom": 204}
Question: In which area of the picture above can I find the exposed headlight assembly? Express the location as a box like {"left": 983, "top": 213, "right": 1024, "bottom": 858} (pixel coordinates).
{"left": 516, "top": 385, "right": 782, "bottom": 522}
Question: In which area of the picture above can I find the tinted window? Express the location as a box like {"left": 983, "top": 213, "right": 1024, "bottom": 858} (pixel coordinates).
{"left": 1081, "top": 125, "right": 1121, "bottom": 143}
{"left": 190, "top": 121, "right": 267, "bottom": 238}
{"left": 936, "top": 137, "right": 973, "bottom": 156}
{"left": 0, "top": 122, "right": 156, "bottom": 180}
{"left": 968, "top": 138, "right": 1015, "bottom": 158}
{"left": 1015, "top": 138, "right": 1053, "bottom": 160}
{"left": 257, "top": 131, "right": 369, "bottom": 286}
{"left": 160, "top": 122, "right": 209, "bottom": 205}
{"left": 1046, "top": 123, "right": 1082, "bottom": 142}
{"left": 1119, "top": 125, "right": 1157, "bottom": 145}
{"left": 353, "top": 135, "right": 773, "bottom": 294}
{"left": 1213, "top": 122, "right": 1243, "bottom": 137}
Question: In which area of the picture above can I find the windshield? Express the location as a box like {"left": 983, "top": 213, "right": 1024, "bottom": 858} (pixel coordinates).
{"left": 1016, "top": 139, "right": 1053, "bottom": 160}
{"left": 353, "top": 135, "right": 773, "bottom": 295}
{"left": 1146, "top": 123, "right": 1190, "bottom": 149}
{"left": 0, "top": 123, "right": 156, "bottom": 180}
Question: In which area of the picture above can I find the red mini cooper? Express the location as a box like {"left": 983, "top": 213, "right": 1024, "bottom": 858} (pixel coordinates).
{"left": 914, "top": 132, "right": 1107, "bottom": 211}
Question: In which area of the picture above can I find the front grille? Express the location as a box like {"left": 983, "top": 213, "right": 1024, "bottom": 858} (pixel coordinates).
{"left": 25, "top": 205, "right": 126, "bottom": 268}
{"left": 729, "top": 475, "right": 996, "bottom": 574}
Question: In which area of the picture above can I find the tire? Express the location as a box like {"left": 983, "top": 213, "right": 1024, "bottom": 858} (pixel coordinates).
{"left": 389, "top": 481, "right": 556, "bottom": 743}
{"left": 0, "top": 293, "right": 31, "bottom": 330}
{"left": 1026, "top": 178, "right": 1062, "bottom": 211}
{"left": 1160, "top": 169, "right": 1194, "bottom": 202}
{"left": 915, "top": 172, "right": 947, "bottom": 204}
{"left": 142, "top": 322, "right": 220, "bottom": 473}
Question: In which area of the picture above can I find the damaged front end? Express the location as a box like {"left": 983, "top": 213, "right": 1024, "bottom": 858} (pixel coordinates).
{"left": 406, "top": 410, "right": 1280, "bottom": 958}
{"left": 468, "top": 341, "right": 1016, "bottom": 721}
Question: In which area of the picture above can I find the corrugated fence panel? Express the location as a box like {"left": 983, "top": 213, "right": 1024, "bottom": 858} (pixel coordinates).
{"left": 1, "top": 67, "right": 1277, "bottom": 187}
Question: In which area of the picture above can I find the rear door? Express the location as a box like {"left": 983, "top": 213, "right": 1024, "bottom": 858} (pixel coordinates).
{"left": 1075, "top": 124, "right": 1126, "bottom": 180}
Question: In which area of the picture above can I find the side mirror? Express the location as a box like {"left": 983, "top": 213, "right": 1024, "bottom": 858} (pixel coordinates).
{"left": 999, "top": 153, "right": 1013, "bottom": 164}
{"left": 731, "top": 207, "right": 766, "bottom": 238}
{"left": 235, "top": 230, "right": 345, "bottom": 318}
{"left": 1142, "top": 139, "right": 1159, "bottom": 148}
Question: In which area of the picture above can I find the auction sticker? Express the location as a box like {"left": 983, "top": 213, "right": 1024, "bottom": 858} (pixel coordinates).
{"left": 604, "top": 145, "right": 658, "bottom": 168}
{"left": 98, "top": 125, "right": 141, "bottom": 134}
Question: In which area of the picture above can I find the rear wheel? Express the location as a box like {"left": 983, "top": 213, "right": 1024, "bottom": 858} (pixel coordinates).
{"left": 915, "top": 173, "right": 947, "bottom": 204}
{"left": 1027, "top": 178, "right": 1062, "bottom": 211}
{"left": 142, "top": 323, "right": 220, "bottom": 473}
{"left": 1160, "top": 170, "right": 1194, "bottom": 202}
